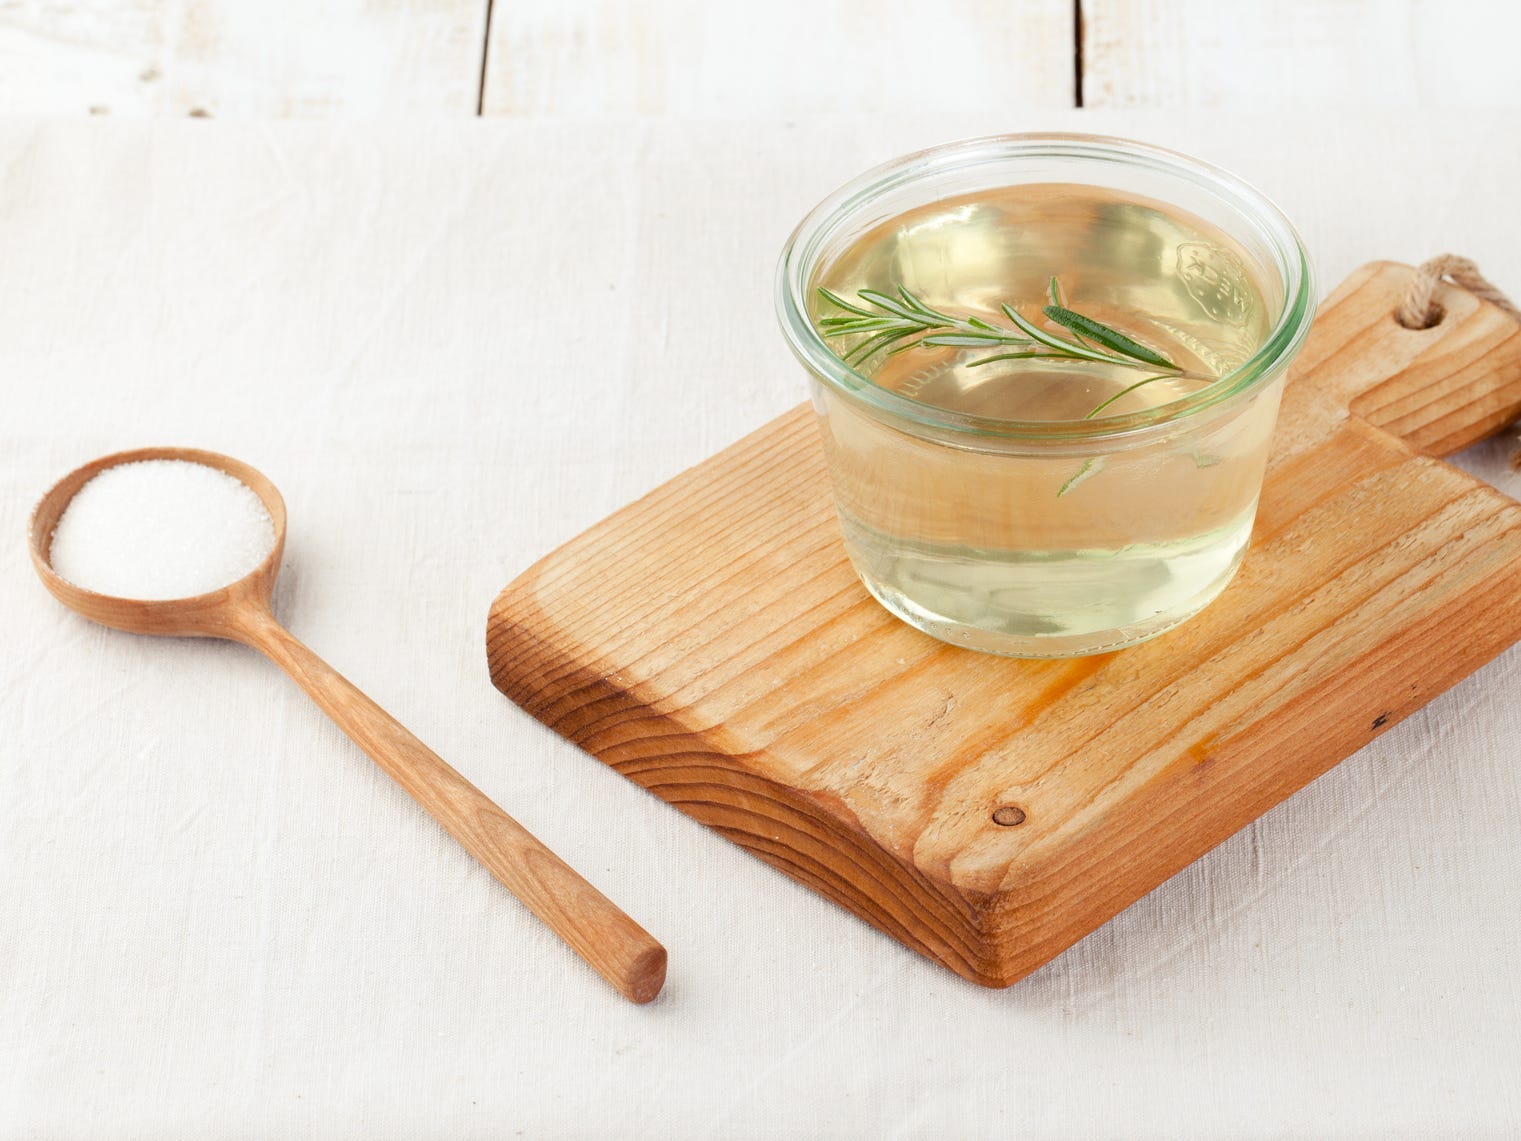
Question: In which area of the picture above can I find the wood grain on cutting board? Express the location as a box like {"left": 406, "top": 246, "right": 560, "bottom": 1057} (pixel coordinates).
{"left": 488, "top": 262, "right": 1521, "bottom": 986}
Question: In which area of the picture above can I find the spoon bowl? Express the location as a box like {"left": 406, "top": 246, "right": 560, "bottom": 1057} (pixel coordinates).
{"left": 29, "top": 448, "right": 666, "bottom": 1004}
{"left": 29, "top": 446, "right": 286, "bottom": 639}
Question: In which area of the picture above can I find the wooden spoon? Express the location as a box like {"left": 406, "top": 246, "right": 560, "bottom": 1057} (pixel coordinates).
{"left": 29, "top": 446, "right": 666, "bottom": 1004}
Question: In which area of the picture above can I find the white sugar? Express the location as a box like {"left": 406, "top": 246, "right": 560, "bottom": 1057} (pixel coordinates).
{"left": 50, "top": 459, "right": 276, "bottom": 600}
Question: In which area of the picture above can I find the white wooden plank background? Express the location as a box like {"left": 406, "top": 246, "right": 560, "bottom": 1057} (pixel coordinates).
{"left": 1082, "top": 0, "right": 1521, "bottom": 108}
{"left": 6, "top": 1, "right": 1521, "bottom": 116}
{"left": 0, "top": 0, "right": 486, "bottom": 116}
{"left": 480, "top": 0, "right": 1075, "bottom": 115}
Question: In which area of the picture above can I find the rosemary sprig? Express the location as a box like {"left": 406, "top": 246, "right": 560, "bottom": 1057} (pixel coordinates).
{"left": 817, "top": 277, "right": 1211, "bottom": 419}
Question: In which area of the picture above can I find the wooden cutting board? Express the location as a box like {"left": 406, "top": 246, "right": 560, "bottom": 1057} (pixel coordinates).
{"left": 487, "top": 262, "right": 1521, "bottom": 988}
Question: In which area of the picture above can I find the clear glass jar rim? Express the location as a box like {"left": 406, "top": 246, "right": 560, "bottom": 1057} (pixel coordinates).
{"left": 775, "top": 132, "right": 1316, "bottom": 443}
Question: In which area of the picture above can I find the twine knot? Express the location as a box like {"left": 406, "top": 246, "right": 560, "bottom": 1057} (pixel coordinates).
{"left": 1396, "top": 254, "right": 1521, "bottom": 330}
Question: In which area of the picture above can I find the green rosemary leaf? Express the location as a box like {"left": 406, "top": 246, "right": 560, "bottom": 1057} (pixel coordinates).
{"left": 965, "top": 351, "right": 1052, "bottom": 367}
{"left": 843, "top": 328, "right": 900, "bottom": 365}
{"left": 820, "top": 317, "right": 913, "bottom": 334}
{"left": 856, "top": 289, "right": 929, "bottom": 322}
{"left": 818, "top": 287, "right": 876, "bottom": 317}
{"left": 1000, "top": 304, "right": 1129, "bottom": 367}
{"left": 1044, "top": 279, "right": 1099, "bottom": 349}
{"left": 1084, "top": 374, "right": 1171, "bottom": 419}
{"left": 920, "top": 333, "right": 1030, "bottom": 348}
{"left": 846, "top": 327, "right": 922, "bottom": 365}
{"left": 1042, "top": 305, "right": 1177, "bottom": 369}
{"left": 1056, "top": 456, "right": 1103, "bottom": 498}
{"left": 896, "top": 286, "right": 958, "bottom": 324}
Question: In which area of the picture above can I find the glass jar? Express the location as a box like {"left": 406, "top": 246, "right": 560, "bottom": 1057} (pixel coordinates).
{"left": 775, "top": 133, "right": 1315, "bottom": 658}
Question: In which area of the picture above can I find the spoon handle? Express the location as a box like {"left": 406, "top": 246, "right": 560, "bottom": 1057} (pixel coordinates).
{"left": 234, "top": 607, "right": 666, "bottom": 1004}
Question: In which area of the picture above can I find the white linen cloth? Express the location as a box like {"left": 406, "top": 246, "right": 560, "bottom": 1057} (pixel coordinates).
{"left": 2, "top": 115, "right": 1519, "bottom": 1139}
